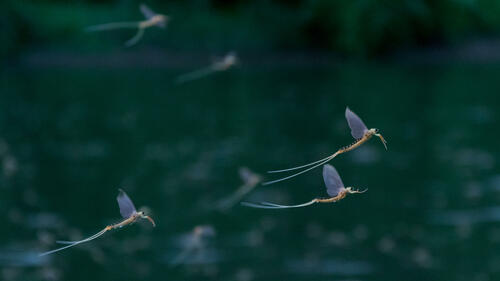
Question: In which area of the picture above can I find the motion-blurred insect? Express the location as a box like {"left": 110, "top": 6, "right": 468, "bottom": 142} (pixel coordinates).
{"left": 263, "top": 107, "right": 387, "bottom": 185}
{"left": 242, "top": 164, "right": 366, "bottom": 209}
{"left": 86, "top": 4, "right": 169, "bottom": 47}
{"left": 176, "top": 51, "right": 238, "bottom": 84}
{"left": 39, "top": 189, "right": 155, "bottom": 256}
{"left": 170, "top": 225, "right": 216, "bottom": 266}
{"left": 216, "top": 167, "right": 262, "bottom": 210}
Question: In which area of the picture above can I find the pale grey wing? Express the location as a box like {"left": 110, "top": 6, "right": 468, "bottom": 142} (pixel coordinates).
{"left": 345, "top": 107, "right": 368, "bottom": 139}
{"left": 239, "top": 167, "right": 253, "bottom": 182}
{"left": 323, "top": 164, "right": 344, "bottom": 197}
{"left": 140, "top": 4, "right": 156, "bottom": 19}
{"left": 117, "top": 189, "right": 137, "bottom": 218}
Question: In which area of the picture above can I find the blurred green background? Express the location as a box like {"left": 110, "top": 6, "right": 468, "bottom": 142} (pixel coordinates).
{"left": 4, "top": 0, "right": 500, "bottom": 59}
{"left": 1, "top": 1, "right": 500, "bottom": 281}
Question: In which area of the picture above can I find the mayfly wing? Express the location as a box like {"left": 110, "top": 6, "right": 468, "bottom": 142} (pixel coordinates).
{"left": 117, "top": 189, "right": 137, "bottom": 218}
{"left": 323, "top": 164, "right": 344, "bottom": 197}
{"left": 345, "top": 107, "right": 368, "bottom": 140}
{"left": 140, "top": 3, "right": 157, "bottom": 19}
{"left": 224, "top": 52, "right": 237, "bottom": 64}
{"left": 239, "top": 167, "right": 259, "bottom": 184}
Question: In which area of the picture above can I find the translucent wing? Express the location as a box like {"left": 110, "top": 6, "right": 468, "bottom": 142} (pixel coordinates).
{"left": 345, "top": 107, "right": 368, "bottom": 139}
{"left": 323, "top": 164, "right": 344, "bottom": 197}
{"left": 140, "top": 4, "right": 157, "bottom": 19}
{"left": 239, "top": 167, "right": 256, "bottom": 183}
{"left": 117, "top": 189, "right": 137, "bottom": 218}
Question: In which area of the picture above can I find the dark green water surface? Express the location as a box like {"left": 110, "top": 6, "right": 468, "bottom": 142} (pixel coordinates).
{"left": 0, "top": 61, "right": 498, "bottom": 281}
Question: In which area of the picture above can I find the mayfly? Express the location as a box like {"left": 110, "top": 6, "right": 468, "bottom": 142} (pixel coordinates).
{"left": 170, "top": 225, "right": 216, "bottom": 267}
{"left": 39, "top": 189, "right": 155, "bottom": 256}
{"left": 242, "top": 164, "right": 366, "bottom": 209}
{"left": 263, "top": 107, "right": 387, "bottom": 185}
{"left": 86, "top": 3, "right": 169, "bottom": 47}
{"left": 216, "top": 167, "right": 262, "bottom": 210}
{"left": 176, "top": 51, "right": 238, "bottom": 84}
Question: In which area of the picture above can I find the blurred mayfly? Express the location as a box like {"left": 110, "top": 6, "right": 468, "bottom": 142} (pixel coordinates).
{"left": 263, "top": 107, "right": 387, "bottom": 185}
{"left": 216, "top": 167, "right": 262, "bottom": 210}
{"left": 170, "top": 225, "right": 216, "bottom": 267}
{"left": 176, "top": 52, "right": 238, "bottom": 84}
{"left": 86, "top": 4, "right": 169, "bottom": 47}
{"left": 242, "top": 164, "right": 366, "bottom": 209}
{"left": 39, "top": 189, "right": 155, "bottom": 256}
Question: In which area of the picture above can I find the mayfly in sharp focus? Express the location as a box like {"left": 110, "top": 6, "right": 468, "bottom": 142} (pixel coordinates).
{"left": 39, "top": 189, "right": 155, "bottom": 256}
{"left": 176, "top": 51, "right": 238, "bottom": 84}
{"left": 86, "top": 3, "right": 169, "bottom": 47}
{"left": 242, "top": 164, "right": 366, "bottom": 209}
{"left": 263, "top": 107, "right": 387, "bottom": 185}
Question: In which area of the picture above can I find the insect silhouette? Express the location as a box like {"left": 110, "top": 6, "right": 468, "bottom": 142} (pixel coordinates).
{"left": 86, "top": 4, "right": 169, "bottom": 47}
{"left": 242, "top": 164, "right": 366, "bottom": 209}
{"left": 170, "top": 225, "right": 216, "bottom": 267}
{"left": 263, "top": 107, "right": 387, "bottom": 185}
{"left": 39, "top": 189, "right": 155, "bottom": 256}
{"left": 216, "top": 167, "right": 262, "bottom": 210}
{"left": 176, "top": 51, "right": 238, "bottom": 84}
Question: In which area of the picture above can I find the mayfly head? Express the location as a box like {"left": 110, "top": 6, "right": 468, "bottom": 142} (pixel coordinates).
{"left": 139, "top": 211, "right": 156, "bottom": 227}
{"left": 154, "top": 15, "right": 169, "bottom": 28}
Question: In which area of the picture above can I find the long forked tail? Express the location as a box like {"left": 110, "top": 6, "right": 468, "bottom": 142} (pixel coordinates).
{"left": 262, "top": 152, "right": 339, "bottom": 186}
{"left": 175, "top": 66, "right": 216, "bottom": 84}
{"left": 124, "top": 28, "right": 145, "bottom": 47}
{"left": 39, "top": 228, "right": 108, "bottom": 256}
{"left": 267, "top": 153, "right": 337, "bottom": 174}
{"left": 85, "top": 22, "right": 139, "bottom": 32}
{"left": 55, "top": 228, "right": 109, "bottom": 245}
{"left": 241, "top": 199, "right": 317, "bottom": 209}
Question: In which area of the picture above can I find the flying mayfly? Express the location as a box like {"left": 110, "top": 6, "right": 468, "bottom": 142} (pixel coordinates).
{"left": 176, "top": 51, "right": 238, "bottom": 84}
{"left": 242, "top": 164, "right": 366, "bottom": 209}
{"left": 216, "top": 167, "right": 262, "bottom": 210}
{"left": 39, "top": 189, "right": 155, "bottom": 256}
{"left": 86, "top": 4, "right": 169, "bottom": 47}
{"left": 170, "top": 225, "right": 216, "bottom": 267}
{"left": 263, "top": 107, "right": 387, "bottom": 185}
